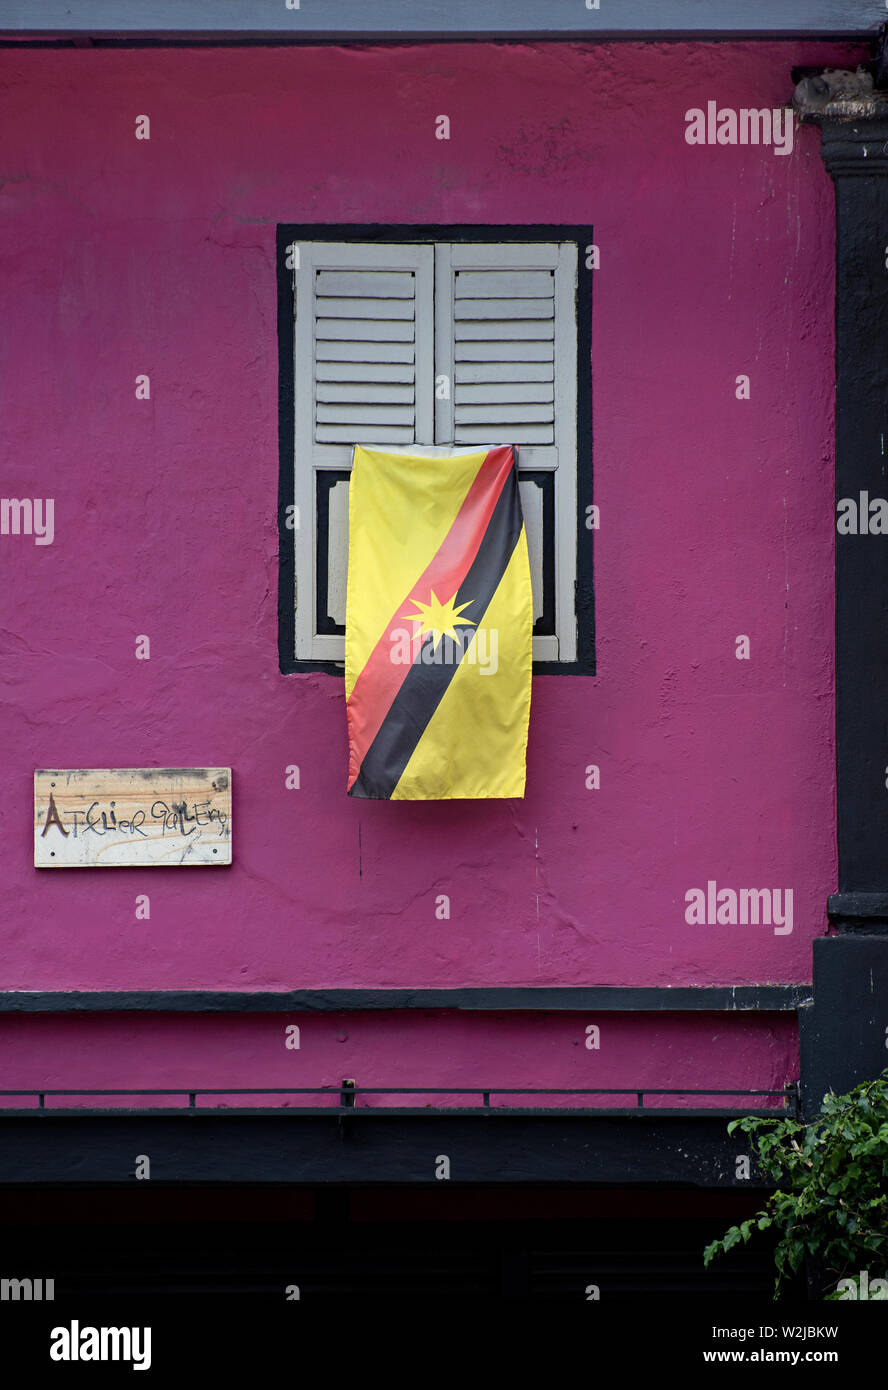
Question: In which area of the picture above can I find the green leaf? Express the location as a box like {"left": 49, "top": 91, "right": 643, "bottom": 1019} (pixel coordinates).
{"left": 788, "top": 1240, "right": 805, "bottom": 1273}
{"left": 704, "top": 1072, "right": 888, "bottom": 1296}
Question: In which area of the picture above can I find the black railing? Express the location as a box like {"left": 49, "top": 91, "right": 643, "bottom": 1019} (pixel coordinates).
{"left": 0, "top": 1083, "right": 800, "bottom": 1117}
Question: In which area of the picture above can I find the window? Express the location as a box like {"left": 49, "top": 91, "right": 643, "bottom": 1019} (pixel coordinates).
{"left": 277, "top": 226, "right": 593, "bottom": 673}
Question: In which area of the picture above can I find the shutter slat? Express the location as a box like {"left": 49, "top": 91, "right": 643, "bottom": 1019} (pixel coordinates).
{"left": 314, "top": 296, "right": 415, "bottom": 320}
{"left": 316, "top": 318, "right": 415, "bottom": 342}
{"left": 455, "top": 424, "right": 555, "bottom": 443}
{"left": 455, "top": 362, "right": 554, "bottom": 383}
{"left": 451, "top": 244, "right": 558, "bottom": 270}
{"left": 456, "top": 383, "right": 554, "bottom": 405}
{"left": 317, "top": 383, "right": 414, "bottom": 404}
{"left": 316, "top": 403, "right": 415, "bottom": 425}
{"left": 455, "top": 404, "right": 552, "bottom": 424}
{"left": 455, "top": 342, "right": 554, "bottom": 362}
{"left": 456, "top": 322, "right": 553, "bottom": 341}
{"left": 455, "top": 271, "right": 554, "bottom": 298}
{"left": 316, "top": 424, "right": 416, "bottom": 443}
{"left": 316, "top": 270, "right": 415, "bottom": 298}
{"left": 448, "top": 261, "right": 561, "bottom": 456}
{"left": 454, "top": 298, "right": 554, "bottom": 321}
{"left": 316, "top": 341, "right": 415, "bottom": 364}
{"left": 317, "top": 361, "right": 415, "bottom": 383}
{"left": 312, "top": 258, "right": 425, "bottom": 447}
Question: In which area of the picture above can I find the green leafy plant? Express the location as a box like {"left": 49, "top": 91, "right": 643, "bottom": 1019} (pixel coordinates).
{"left": 703, "top": 1069, "right": 888, "bottom": 1298}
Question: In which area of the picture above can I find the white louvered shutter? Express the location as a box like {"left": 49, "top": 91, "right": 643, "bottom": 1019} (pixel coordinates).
{"left": 291, "top": 239, "right": 576, "bottom": 664}
{"left": 435, "top": 242, "right": 577, "bottom": 661}
{"left": 292, "top": 243, "right": 434, "bottom": 659}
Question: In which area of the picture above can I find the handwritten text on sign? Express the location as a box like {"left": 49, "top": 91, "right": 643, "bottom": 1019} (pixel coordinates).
{"left": 34, "top": 769, "right": 232, "bottom": 867}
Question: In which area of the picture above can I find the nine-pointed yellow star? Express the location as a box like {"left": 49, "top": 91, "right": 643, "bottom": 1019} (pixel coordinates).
{"left": 403, "top": 589, "right": 476, "bottom": 650}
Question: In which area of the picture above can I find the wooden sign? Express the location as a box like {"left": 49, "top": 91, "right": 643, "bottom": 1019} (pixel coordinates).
{"left": 34, "top": 769, "right": 232, "bottom": 867}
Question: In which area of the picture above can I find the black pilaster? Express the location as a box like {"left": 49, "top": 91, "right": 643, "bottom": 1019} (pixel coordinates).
{"left": 821, "top": 119, "right": 888, "bottom": 917}
{"left": 799, "top": 935, "right": 888, "bottom": 1114}
{"left": 796, "top": 106, "right": 888, "bottom": 1114}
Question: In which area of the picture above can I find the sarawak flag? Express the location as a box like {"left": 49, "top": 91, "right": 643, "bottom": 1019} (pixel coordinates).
{"left": 345, "top": 444, "right": 532, "bottom": 800}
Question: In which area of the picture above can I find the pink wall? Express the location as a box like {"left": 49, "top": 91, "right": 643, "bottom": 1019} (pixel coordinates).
{"left": 0, "top": 1011, "right": 797, "bottom": 1110}
{"left": 0, "top": 40, "right": 855, "bottom": 1093}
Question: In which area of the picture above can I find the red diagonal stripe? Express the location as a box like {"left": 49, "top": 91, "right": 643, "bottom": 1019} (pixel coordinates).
{"left": 347, "top": 446, "right": 514, "bottom": 790}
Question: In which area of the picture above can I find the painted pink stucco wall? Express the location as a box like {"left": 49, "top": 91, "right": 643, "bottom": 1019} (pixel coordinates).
{"left": 0, "top": 40, "right": 855, "bottom": 1095}
{"left": 0, "top": 1011, "right": 796, "bottom": 1110}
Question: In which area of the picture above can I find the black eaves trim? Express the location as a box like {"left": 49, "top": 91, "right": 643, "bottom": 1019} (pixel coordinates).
{"left": 0, "top": 986, "right": 810, "bottom": 1013}
{"left": 0, "top": 0, "right": 883, "bottom": 41}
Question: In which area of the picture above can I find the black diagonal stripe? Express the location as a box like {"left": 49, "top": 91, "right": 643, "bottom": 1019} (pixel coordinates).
{"left": 349, "top": 466, "right": 525, "bottom": 800}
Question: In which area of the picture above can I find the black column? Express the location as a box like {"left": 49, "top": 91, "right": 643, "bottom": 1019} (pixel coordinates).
{"left": 799, "top": 116, "right": 888, "bottom": 1116}
{"left": 822, "top": 119, "right": 888, "bottom": 920}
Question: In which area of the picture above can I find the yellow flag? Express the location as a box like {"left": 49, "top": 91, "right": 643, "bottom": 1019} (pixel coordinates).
{"left": 345, "top": 444, "right": 532, "bottom": 800}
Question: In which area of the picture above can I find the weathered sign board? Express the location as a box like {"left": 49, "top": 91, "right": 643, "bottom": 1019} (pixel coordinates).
{"left": 34, "top": 769, "right": 232, "bottom": 867}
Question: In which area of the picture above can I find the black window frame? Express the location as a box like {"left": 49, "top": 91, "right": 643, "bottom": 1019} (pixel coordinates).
{"left": 276, "top": 222, "right": 594, "bottom": 676}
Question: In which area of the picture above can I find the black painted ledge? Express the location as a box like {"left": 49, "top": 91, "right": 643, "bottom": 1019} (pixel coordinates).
{"left": 827, "top": 893, "right": 888, "bottom": 930}
{"left": 828, "top": 891, "right": 888, "bottom": 914}
{"left": 0, "top": 1112, "right": 776, "bottom": 1186}
{"left": 0, "top": 986, "right": 810, "bottom": 1013}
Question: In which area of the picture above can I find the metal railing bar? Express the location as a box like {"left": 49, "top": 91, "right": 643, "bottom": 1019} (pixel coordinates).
{"left": 0, "top": 1086, "right": 793, "bottom": 1097}
{"left": 0, "top": 1083, "right": 796, "bottom": 1114}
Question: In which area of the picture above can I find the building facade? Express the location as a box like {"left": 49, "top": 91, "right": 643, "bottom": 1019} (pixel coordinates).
{"left": 1, "top": 2, "right": 886, "bottom": 1303}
